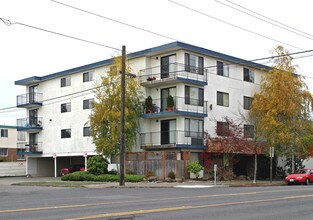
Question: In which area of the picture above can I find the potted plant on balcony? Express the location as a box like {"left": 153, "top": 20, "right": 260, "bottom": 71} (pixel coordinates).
{"left": 145, "top": 96, "right": 153, "bottom": 113}
{"left": 167, "top": 95, "right": 175, "bottom": 111}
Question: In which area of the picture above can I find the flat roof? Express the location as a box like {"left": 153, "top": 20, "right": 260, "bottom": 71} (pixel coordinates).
{"left": 15, "top": 41, "right": 271, "bottom": 86}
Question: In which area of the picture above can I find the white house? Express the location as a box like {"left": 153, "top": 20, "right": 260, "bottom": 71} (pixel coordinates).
{"left": 15, "top": 41, "right": 270, "bottom": 177}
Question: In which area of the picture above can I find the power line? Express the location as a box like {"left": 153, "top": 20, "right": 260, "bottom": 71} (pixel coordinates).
{"left": 0, "top": 17, "right": 123, "bottom": 52}
{"left": 50, "top": 0, "right": 178, "bottom": 42}
{"left": 225, "top": 0, "right": 313, "bottom": 39}
{"left": 168, "top": 0, "right": 305, "bottom": 51}
{"left": 214, "top": 0, "right": 313, "bottom": 41}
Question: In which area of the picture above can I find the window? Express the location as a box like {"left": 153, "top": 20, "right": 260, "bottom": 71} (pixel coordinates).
{"left": 243, "top": 96, "right": 253, "bottom": 110}
{"left": 0, "top": 129, "right": 8, "bottom": 137}
{"left": 83, "top": 98, "right": 94, "bottom": 109}
{"left": 17, "top": 149, "right": 25, "bottom": 160}
{"left": 217, "top": 91, "right": 229, "bottom": 107}
{"left": 185, "top": 86, "right": 204, "bottom": 106}
{"left": 217, "top": 61, "right": 229, "bottom": 77}
{"left": 61, "top": 76, "right": 71, "bottom": 87}
{"left": 216, "top": 121, "right": 230, "bottom": 136}
{"left": 185, "top": 118, "right": 203, "bottom": 137}
{"left": 61, "top": 103, "right": 71, "bottom": 113}
{"left": 244, "top": 125, "right": 254, "bottom": 138}
{"left": 83, "top": 71, "right": 94, "bottom": 82}
{"left": 61, "top": 129, "right": 71, "bottom": 138}
{"left": 0, "top": 148, "right": 8, "bottom": 156}
{"left": 17, "top": 131, "right": 26, "bottom": 141}
{"left": 243, "top": 68, "right": 254, "bottom": 83}
{"left": 185, "top": 53, "right": 204, "bottom": 75}
{"left": 83, "top": 127, "right": 90, "bottom": 137}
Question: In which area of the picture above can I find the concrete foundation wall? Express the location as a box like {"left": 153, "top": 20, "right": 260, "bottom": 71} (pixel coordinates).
{"left": 0, "top": 162, "right": 26, "bottom": 177}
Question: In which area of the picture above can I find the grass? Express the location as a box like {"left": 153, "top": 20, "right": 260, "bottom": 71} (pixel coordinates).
{"left": 12, "top": 181, "right": 106, "bottom": 187}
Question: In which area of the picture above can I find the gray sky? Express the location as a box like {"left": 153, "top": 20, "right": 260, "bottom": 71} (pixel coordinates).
{"left": 1, "top": 0, "right": 313, "bottom": 125}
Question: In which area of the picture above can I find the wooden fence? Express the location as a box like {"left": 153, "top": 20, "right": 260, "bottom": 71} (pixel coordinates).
{"left": 125, "top": 151, "right": 190, "bottom": 179}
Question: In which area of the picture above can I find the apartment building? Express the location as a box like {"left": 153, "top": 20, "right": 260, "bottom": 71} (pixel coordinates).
{"left": 15, "top": 41, "right": 270, "bottom": 177}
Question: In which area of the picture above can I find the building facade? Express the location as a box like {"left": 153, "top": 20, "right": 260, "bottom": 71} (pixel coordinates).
{"left": 15, "top": 42, "right": 270, "bottom": 177}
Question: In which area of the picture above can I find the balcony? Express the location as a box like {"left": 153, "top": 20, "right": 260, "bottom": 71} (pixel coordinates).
{"left": 141, "top": 96, "right": 207, "bottom": 119}
{"left": 17, "top": 93, "right": 43, "bottom": 108}
{"left": 140, "top": 130, "right": 206, "bottom": 150}
{"left": 17, "top": 142, "right": 43, "bottom": 155}
{"left": 139, "top": 63, "right": 208, "bottom": 87}
{"left": 17, "top": 117, "right": 43, "bottom": 132}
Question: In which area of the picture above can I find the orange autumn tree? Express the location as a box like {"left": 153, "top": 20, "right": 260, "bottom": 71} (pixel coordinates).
{"left": 207, "top": 117, "right": 263, "bottom": 168}
{"left": 250, "top": 45, "right": 313, "bottom": 173}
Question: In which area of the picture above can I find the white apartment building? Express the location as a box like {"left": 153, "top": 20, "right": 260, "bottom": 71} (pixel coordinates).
{"left": 15, "top": 41, "right": 270, "bottom": 177}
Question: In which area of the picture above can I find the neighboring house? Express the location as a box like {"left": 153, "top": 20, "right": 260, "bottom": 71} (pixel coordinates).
{"left": 0, "top": 125, "right": 26, "bottom": 176}
{"left": 15, "top": 41, "right": 270, "bottom": 177}
{"left": 0, "top": 125, "right": 22, "bottom": 161}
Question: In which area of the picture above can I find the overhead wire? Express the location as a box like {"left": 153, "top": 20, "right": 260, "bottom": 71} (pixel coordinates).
{"left": 0, "top": 17, "right": 123, "bottom": 52}
{"left": 50, "top": 0, "right": 178, "bottom": 42}
{"left": 214, "top": 0, "right": 313, "bottom": 41}
{"left": 225, "top": 0, "right": 313, "bottom": 39}
{"left": 168, "top": 0, "right": 305, "bottom": 51}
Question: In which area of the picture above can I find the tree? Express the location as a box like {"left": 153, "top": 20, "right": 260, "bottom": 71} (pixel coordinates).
{"left": 207, "top": 117, "right": 261, "bottom": 171}
{"left": 250, "top": 45, "right": 313, "bottom": 173}
{"left": 89, "top": 56, "right": 142, "bottom": 159}
{"left": 87, "top": 156, "right": 109, "bottom": 175}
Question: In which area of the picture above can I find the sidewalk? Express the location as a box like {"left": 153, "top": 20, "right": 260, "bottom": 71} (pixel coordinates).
{"left": 0, "top": 176, "right": 284, "bottom": 188}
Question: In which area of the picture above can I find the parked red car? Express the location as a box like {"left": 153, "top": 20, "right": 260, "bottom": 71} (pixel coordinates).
{"left": 285, "top": 168, "right": 313, "bottom": 185}
{"left": 60, "top": 164, "right": 85, "bottom": 176}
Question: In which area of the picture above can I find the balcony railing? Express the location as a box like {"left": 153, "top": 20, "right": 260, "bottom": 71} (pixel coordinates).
{"left": 17, "top": 117, "right": 43, "bottom": 131}
{"left": 17, "top": 142, "right": 43, "bottom": 154}
{"left": 17, "top": 93, "right": 43, "bottom": 108}
{"left": 141, "top": 96, "right": 207, "bottom": 118}
{"left": 140, "top": 130, "right": 206, "bottom": 149}
{"left": 139, "top": 63, "right": 208, "bottom": 86}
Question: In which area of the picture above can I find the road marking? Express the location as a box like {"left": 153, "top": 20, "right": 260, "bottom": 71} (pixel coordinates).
{"left": 1, "top": 187, "right": 312, "bottom": 214}
{"left": 65, "top": 194, "right": 313, "bottom": 220}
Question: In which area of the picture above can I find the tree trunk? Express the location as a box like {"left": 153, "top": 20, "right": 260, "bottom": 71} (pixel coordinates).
{"left": 253, "top": 153, "right": 257, "bottom": 184}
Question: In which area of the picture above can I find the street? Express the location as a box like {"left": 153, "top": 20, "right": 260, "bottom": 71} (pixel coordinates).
{"left": 1, "top": 184, "right": 313, "bottom": 220}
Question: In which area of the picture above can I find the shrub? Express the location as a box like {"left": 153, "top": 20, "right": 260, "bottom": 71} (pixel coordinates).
{"left": 187, "top": 161, "right": 203, "bottom": 178}
{"left": 61, "top": 171, "right": 145, "bottom": 182}
{"left": 87, "top": 156, "right": 108, "bottom": 175}
{"left": 146, "top": 170, "right": 155, "bottom": 177}
{"left": 168, "top": 171, "right": 176, "bottom": 179}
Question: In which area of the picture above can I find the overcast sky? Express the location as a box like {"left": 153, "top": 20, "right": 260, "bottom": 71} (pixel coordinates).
{"left": 1, "top": 0, "right": 313, "bottom": 125}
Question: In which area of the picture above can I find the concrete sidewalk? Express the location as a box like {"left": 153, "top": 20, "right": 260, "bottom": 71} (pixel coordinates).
{"left": 0, "top": 176, "right": 227, "bottom": 188}
{"left": 0, "top": 176, "right": 282, "bottom": 188}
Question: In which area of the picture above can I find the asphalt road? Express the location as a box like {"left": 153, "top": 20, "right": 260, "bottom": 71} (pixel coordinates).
{"left": 1, "top": 184, "right": 313, "bottom": 220}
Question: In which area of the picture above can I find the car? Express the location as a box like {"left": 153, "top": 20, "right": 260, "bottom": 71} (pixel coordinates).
{"left": 60, "top": 164, "right": 85, "bottom": 176}
{"left": 285, "top": 168, "right": 313, "bottom": 185}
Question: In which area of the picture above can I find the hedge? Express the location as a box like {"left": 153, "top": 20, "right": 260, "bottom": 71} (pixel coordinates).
{"left": 61, "top": 171, "right": 145, "bottom": 182}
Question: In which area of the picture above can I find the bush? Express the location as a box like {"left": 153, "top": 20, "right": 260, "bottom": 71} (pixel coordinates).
{"left": 61, "top": 171, "right": 145, "bottom": 182}
{"left": 168, "top": 171, "right": 176, "bottom": 179}
{"left": 187, "top": 161, "right": 203, "bottom": 178}
{"left": 146, "top": 170, "right": 155, "bottom": 177}
{"left": 87, "top": 156, "right": 108, "bottom": 175}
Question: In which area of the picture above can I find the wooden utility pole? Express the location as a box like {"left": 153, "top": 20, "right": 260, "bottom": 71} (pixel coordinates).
{"left": 119, "top": 45, "right": 126, "bottom": 186}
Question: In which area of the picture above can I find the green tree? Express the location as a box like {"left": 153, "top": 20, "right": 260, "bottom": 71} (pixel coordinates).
{"left": 89, "top": 56, "right": 142, "bottom": 158}
{"left": 251, "top": 45, "right": 313, "bottom": 172}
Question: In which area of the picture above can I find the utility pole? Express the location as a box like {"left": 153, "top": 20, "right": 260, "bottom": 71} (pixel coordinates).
{"left": 119, "top": 45, "right": 126, "bottom": 186}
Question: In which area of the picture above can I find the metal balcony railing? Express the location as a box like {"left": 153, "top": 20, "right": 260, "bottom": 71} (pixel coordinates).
{"left": 17, "top": 142, "right": 43, "bottom": 154}
{"left": 139, "top": 63, "right": 208, "bottom": 84}
{"left": 16, "top": 117, "right": 43, "bottom": 131}
{"left": 17, "top": 93, "right": 43, "bottom": 108}
{"left": 142, "top": 96, "right": 207, "bottom": 116}
{"left": 140, "top": 130, "right": 205, "bottom": 147}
